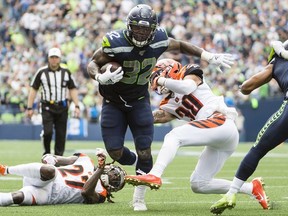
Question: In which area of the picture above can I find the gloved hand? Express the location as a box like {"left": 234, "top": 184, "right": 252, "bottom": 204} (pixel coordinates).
{"left": 149, "top": 69, "right": 168, "bottom": 91}
{"left": 95, "top": 64, "right": 124, "bottom": 85}
{"left": 201, "top": 50, "right": 234, "bottom": 73}
{"left": 95, "top": 148, "right": 107, "bottom": 168}
{"left": 270, "top": 40, "right": 288, "bottom": 59}
{"left": 42, "top": 154, "right": 57, "bottom": 165}
{"left": 95, "top": 148, "right": 107, "bottom": 158}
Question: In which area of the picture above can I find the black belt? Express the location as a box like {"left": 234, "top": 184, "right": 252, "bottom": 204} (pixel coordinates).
{"left": 41, "top": 100, "right": 66, "bottom": 106}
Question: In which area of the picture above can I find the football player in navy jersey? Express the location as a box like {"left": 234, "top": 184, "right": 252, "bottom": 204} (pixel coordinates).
{"left": 210, "top": 41, "right": 288, "bottom": 215}
{"left": 87, "top": 4, "right": 234, "bottom": 211}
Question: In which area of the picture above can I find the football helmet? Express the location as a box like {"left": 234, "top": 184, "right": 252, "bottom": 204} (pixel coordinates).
{"left": 126, "top": 4, "right": 158, "bottom": 47}
{"left": 100, "top": 164, "right": 126, "bottom": 192}
{"left": 151, "top": 59, "right": 182, "bottom": 94}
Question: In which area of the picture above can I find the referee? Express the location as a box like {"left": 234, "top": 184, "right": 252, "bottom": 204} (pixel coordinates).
{"left": 26, "top": 47, "right": 80, "bottom": 156}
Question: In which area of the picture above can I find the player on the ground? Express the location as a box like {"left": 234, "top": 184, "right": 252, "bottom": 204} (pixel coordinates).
{"left": 210, "top": 40, "right": 288, "bottom": 215}
{"left": 87, "top": 4, "right": 234, "bottom": 211}
{"left": 124, "top": 59, "right": 268, "bottom": 211}
{"left": 0, "top": 149, "right": 126, "bottom": 206}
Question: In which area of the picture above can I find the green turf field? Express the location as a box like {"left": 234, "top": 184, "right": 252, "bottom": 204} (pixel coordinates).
{"left": 0, "top": 140, "right": 287, "bottom": 216}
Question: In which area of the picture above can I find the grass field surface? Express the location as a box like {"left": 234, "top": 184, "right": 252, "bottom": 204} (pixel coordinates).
{"left": 0, "top": 140, "right": 287, "bottom": 216}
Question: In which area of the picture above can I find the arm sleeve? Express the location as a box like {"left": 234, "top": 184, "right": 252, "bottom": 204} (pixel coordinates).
{"left": 158, "top": 77, "right": 197, "bottom": 95}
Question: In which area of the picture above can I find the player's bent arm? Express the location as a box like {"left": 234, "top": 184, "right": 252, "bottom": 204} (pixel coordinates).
{"left": 81, "top": 167, "right": 104, "bottom": 204}
{"left": 153, "top": 109, "right": 176, "bottom": 123}
{"left": 42, "top": 154, "right": 78, "bottom": 166}
{"left": 87, "top": 48, "right": 112, "bottom": 80}
{"left": 240, "top": 64, "right": 273, "bottom": 95}
{"left": 157, "top": 74, "right": 202, "bottom": 95}
{"left": 54, "top": 155, "right": 79, "bottom": 166}
{"left": 166, "top": 37, "right": 202, "bottom": 57}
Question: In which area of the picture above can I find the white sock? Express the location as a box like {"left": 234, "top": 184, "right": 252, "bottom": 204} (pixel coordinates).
{"left": 238, "top": 182, "right": 253, "bottom": 195}
{"left": 8, "top": 163, "right": 42, "bottom": 179}
{"left": 0, "top": 193, "right": 14, "bottom": 206}
{"left": 133, "top": 185, "right": 146, "bottom": 201}
{"left": 227, "top": 177, "right": 245, "bottom": 195}
{"left": 150, "top": 134, "right": 180, "bottom": 177}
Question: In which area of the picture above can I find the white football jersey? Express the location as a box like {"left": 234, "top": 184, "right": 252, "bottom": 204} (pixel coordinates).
{"left": 49, "top": 154, "right": 106, "bottom": 204}
{"left": 160, "top": 79, "right": 235, "bottom": 121}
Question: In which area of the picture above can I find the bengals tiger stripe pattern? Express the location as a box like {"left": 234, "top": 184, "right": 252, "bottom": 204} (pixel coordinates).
{"left": 189, "top": 112, "right": 226, "bottom": 128}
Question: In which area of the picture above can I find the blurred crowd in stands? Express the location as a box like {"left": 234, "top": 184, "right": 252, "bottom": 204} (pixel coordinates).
{"left": 0, "top": 0, "right": 287, "bottom": 125}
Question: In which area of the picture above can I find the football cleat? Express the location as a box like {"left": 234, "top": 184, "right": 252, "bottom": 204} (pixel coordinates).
{"left": 252, "top": 177, "right": 271, "bottom": 209}
{"left": 210, "top": 194, "right": 236, "bottom": 215}
{"left": 0, "top": 164, "right": 7, "bottom": 175}
{"left": 125, "top": 174, "right": 162, "bottom": 190}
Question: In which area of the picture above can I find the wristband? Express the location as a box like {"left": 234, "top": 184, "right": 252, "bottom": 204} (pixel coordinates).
{"left": 27, "top": 107, "right": 32, "bottom": 110}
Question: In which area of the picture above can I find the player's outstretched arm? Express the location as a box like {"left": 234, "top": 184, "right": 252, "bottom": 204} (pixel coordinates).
{"left": 167, "top": 37, "right": 234, "bottom": 73}
{"left": 240, "top": 64, "right": 273, "bottom": 95}
{"left": 81, "top": 152, "right": 106, "bottom": 204}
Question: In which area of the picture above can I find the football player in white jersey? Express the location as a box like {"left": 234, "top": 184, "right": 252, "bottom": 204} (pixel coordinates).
{"left": 125, "top": 59, "right": 268, "bottom": 210}
{"left": 0, "top": 149, "right": 126, "bottom": 206}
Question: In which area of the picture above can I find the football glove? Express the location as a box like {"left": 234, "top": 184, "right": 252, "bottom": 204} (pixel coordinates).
{"left": 95, "top": 64, "right": 124, "bottom": 85}
{"left": 41, "top": 154, "right": 57, "bottom": 165}
{"left": 201, "top": 50, "right": 234, "bottom": 73}
{"left": 150, "top": 69, "right": 168, "bottom": 91}
{"left": 95, "top": 148, "right": 107, "bottom": 168}
{"left": 270, "top": 40, "right": 288, "bottom": 59}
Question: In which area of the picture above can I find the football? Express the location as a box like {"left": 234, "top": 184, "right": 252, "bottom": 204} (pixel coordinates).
{"left": 100, "top": 62, "right": 121, "bottom": 73}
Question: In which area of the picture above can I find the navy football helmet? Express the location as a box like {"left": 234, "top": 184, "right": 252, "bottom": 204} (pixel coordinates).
{"left": 126, "top": 4, "right": 158, "bottom": 47}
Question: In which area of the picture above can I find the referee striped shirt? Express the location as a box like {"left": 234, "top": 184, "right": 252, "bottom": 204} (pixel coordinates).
{"left": 30, "top": 65, "right": 77, "bottom": 103}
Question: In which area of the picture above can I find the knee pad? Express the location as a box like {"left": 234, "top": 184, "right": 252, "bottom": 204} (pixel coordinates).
{"left": 190, "top": 172, "right": 207, "bottom": 194}
{"left": 136, "top": 147, "right": 152, "bottom": 161}
{"left": 135, "top": 147, "right": 153, "bottom": 174}
{"left": 107, "top": 149, "right": 123, "bottom": 161}
{"left": 134, "top": 135, "right": 153, "bottom": 150}
{"left": 112, "top": 147, "right": 137, "bottom": 165}
{"left": 190, "top": 181, "right": 202, "bottom": 193}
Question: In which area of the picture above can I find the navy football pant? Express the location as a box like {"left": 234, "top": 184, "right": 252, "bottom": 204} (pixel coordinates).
{"left": 236, "top": 100, "right": 288, "bottom": 181}
{"left": 100, "top": 97, "right": 154, "bottom": 174}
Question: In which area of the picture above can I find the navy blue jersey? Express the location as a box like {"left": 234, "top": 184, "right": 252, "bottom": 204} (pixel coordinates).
{"left": 99, "top": 27, "right": 169, "bottom": 103}
{"left": 272, "top": 56, "right": 288, "bottom": 98}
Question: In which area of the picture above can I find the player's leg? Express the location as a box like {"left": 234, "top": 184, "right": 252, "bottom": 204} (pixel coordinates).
{"left": 0, "top": 164, "right": 55, "bottom": 206}
{"left": 101, "top": 101, "right": 137, "bottom": 165}
{"left": 189, "top": 119, "right": 239, "bottom": 194}
{"left": 3, "top": 163, "right": 56, "bottom": 183}
{"left": 127, "top": 97, "right": 154, "bottom": 211}
{"left": 0, "top": 192, "right": 14, "bottom": 206}
{"left": 217, "top": 106, "right": 288, "bottom": 212}
{"left": 54, "top": 110, "right": 68, "bottom": 156}
{"left": 19, "top": 186, "right": 50, "bottom": 205}
{"left": 210, "top": 108, "right": 288, "bottom": 214}
{"left": 235, "top": 105, "right": 288, "bottom": 184}
{"left": 0, "top": 188, "right": 48, "bottom": 206}
{"left": 125, "top": 117, "right": 237, "bottom": 188}
{"left": 41, "top": 109, "right": 54, "bottom": 155}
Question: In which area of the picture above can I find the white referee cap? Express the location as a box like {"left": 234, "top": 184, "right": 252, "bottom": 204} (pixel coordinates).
{"left": 48, "top": 48, "right": 61, "bottom": 58}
